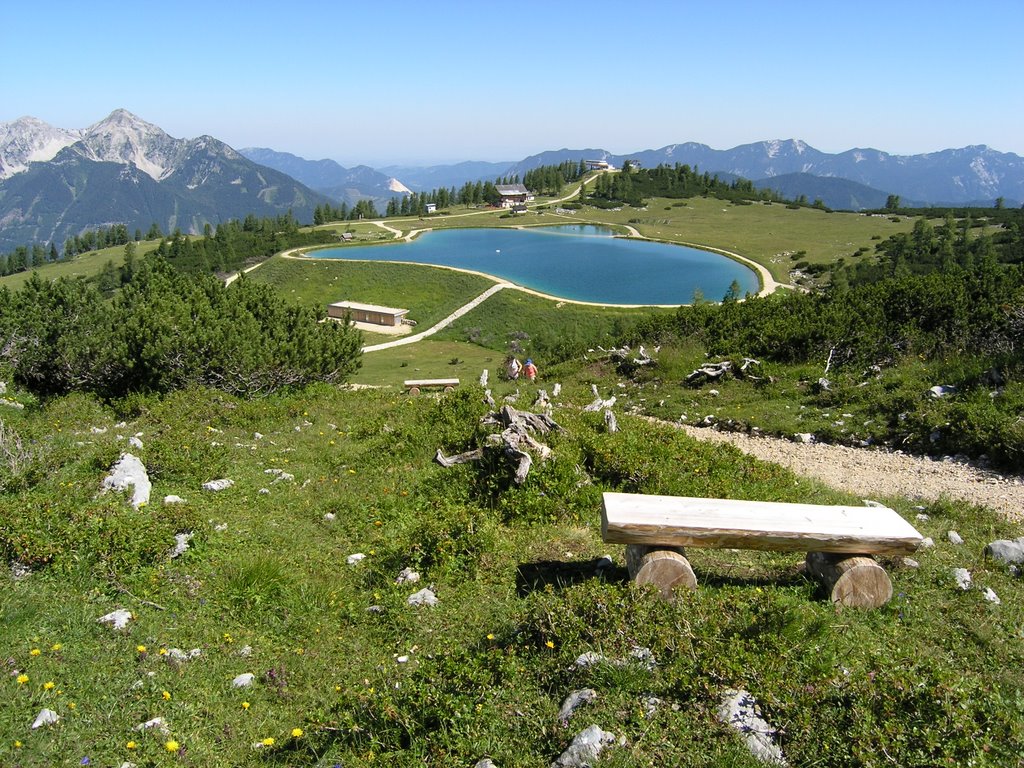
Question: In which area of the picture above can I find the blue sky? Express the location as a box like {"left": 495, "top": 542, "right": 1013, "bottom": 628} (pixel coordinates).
{"left": 4, "top": 0, "right": 1022, "bottom": 166}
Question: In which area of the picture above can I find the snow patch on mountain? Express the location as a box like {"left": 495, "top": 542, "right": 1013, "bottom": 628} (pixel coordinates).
{"left": 0, "top": 117, "right": 81, "bottom": 179}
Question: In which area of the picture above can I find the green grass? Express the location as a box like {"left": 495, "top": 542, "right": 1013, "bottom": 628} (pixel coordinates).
{"left": 0, "top": 241, "right": 161, "bottom": 290}
{"left": 1, "top": 383, "right": 1021, "bottom": 766}
{"left": 245, "top": 255, "right": 496, "bottom": 329}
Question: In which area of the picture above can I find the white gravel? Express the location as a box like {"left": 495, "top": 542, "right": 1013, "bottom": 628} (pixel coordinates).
{"left": 662, "top": 421, "right": 1024, "bottom": 522}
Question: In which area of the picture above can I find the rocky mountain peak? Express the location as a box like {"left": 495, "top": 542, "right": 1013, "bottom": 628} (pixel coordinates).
{"left": 0, "top": 116, "right": 81, "bottom": 179}
{"left": 76, "top": 108, "right": 180, "bottom": 181}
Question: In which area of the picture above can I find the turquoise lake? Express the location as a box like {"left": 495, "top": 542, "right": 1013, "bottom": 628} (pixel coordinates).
{"left": 310, "top": 225, "right": 759, "bottom": 305}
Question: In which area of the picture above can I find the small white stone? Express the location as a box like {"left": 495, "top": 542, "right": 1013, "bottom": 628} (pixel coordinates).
{"left": 954, "top": 568, "right": 972, "bottom": 590}
{"left": 254, "top": 432, "right": 264, "bottom": 440}
{"left": 203, "top": 478, "right": 234, "bottom": 492}
{"left": 232, "top": 673, "right": 255, "bottom": 688}
{"left": 32, "top": 708, "right": 60, "bottom": 729}
{"left": 214, "top": 523, "right": 228, "bottom": 532}
{"left": 396, "top": 655, "right": 409, "bottom": 663}
{"left": 98, "top": 609, "right": 133, "bottom": 629}
{"left": 347, "top": 553, "right": 366, "bottom": 565}
{"left": 919, "top": 537, "right": 935, "bottom": 549}
{"left": 135, "top": 716, "right": 171, "bottom": 735}
{"left": 902, "top": 557, "right": 920, "bottom": 569}
{"left": 396, "top": 567, "right": 420, "bottom": 584}
{"left": 258, "top": 488, "right": 270, "bottom": 494}
{"left": 948, "top": 530, "right": 964, "bottom": 545}
{"left": 323, "top": 512, "right": 336, "bottom": 522}
{"left": 163, "top": 495, "right": 187, "bottom": 505}
{"left": 237, "top": 645, "right": 253, "bottom": 657}
{"left": 916, "top": 513, "right": 930, "bottom": 521}
{"left": 168, "top": 532, "right": 193, "bottom": 559}
{"left": 407, "top": 588, "right": 438, "bottom": 607}
{"left": 129, "top": 436, "right": 144, "bottom": 449}
{"left": 982, "top": 587, "right": 1001, "bottom": 604}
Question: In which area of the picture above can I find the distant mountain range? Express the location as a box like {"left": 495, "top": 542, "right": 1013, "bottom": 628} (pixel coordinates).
{"left": 506, "top": 141, "right": 1023, "bottom": 208}
{"left": 238, "top": 148, "right": 410, "bottom": 208}
{"left": 0, "top": 110, "right": 331, "bottom": 252}
{"left": 2, "top": 108, "right": 1023, "bottom": 254}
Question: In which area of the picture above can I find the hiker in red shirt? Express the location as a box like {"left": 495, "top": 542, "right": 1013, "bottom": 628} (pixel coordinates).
{"left": 523, "top": 358, "right": 538, "bottom": 382}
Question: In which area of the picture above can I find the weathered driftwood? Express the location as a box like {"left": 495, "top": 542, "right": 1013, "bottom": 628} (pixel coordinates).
{"left": 599, "top": 344, "right": 657, "bottom": 367}
{"left": 584, "top": 384, "right": 617, "bottom": 412}
{"left": 436, "top": 406, "right": 561, "bottom": 484}
{"left": 686, "top": 358, "right": 762, "bottom": 386}
{"left": 805, "top": 552, "right": 893, "bottom": 609}
{"left": 625, "top": 544, "right": 697, "bottom": 600}
{"left": 603, "top": 409, "right": 618, "bottom": 433}
{"left": 434, "top": 447, "right": 484, "bottom": 468}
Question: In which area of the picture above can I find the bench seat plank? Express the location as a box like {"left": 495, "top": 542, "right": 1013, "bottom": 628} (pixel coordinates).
{"left": 403, "top": 378, "right": 459, "bottom": 388}
{"left": 602, "top": 492, "right": 923, "bottom": 555}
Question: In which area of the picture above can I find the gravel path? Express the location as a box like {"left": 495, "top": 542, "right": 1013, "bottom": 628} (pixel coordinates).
{"left": 655, "top": 420, "right": 1024, "bottom": 522}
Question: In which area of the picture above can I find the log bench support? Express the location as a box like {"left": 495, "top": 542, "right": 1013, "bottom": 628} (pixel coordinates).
{"left": 603, "top": 493, "right": 922, "bottom": 609}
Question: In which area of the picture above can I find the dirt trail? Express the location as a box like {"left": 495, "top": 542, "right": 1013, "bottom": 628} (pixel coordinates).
{"left": 651, "top": 418, "right": 1024, "bottom": 522}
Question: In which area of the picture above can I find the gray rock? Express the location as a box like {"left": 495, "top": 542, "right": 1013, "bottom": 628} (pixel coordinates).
{"left": 954, "top": 568, "right": 972, "bottom": 590}
{"left": 102, "top": 453, "right": 152, "bottom": 509}
{"left": 551, "top": 724, "right": 617, "bottom": 768}
{"left": 557, "top": 688, "right": 597, "bottom": 723}
{"left": 862, "top": 499, "right": 885, "bottom": 508}
{"left": 919, "top": 537, "right": 935, "bottom": 549}
{"left": 927, "top": 384, "right": 957, "bottom": 398}
{"left": 203, "top": 478, "right": 234, "bottom": 492}
{"left": 794, "top": 432, "right": 814, "bottom": 444}
{"left": 571, "top": 652, "right": 607, "bottom": 670}
{"left": 407, "top": 588, "right": 438, "bottom": 607}
{"left": 475, "top": 760, "right": 498, "bottom": 768}
{"left": 135, "top": 716, "right": 171, "bottom": 735}
{"left": 902, "top": 557, "right": 920, "bottom": 569}
{"left": 717, "top": 689, "right": 787, "bottom": 766}
{"left": 947, "top": 530, "right": 964, "bottom": 545}
{"left": 985, "top": 536, "right": 1024, "bottom": 565}
{"left": 346, "top": 553, "right": 366, "bottom": 565}
{"left": 982, "top": 587, "right": 1001, "bottom": 604}
{"left": 915, "top": 513, "right": 930, "bottom": 521}
{"left": 163, "top": 495, "right": 187, "bottom": 505}
{"left": 166, "top": 647, "right": 202, "bottom": 662}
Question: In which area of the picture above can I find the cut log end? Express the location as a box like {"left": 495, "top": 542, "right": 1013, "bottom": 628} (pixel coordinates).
{"left": 805, "top": 552, "right": 892, "bottom": 609}
{"left": 408, "top": 387, "right": 420, "bottom": 396}
{"left": 625, "top": 544, "right": 697, "bottom": 601}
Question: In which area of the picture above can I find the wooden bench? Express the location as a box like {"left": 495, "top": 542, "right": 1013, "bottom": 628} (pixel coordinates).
{"left": 601, "top": 492, "right": 924, "bottom": 608}
{"left": 404, "top": 378, "right": 459, "bottom": 395}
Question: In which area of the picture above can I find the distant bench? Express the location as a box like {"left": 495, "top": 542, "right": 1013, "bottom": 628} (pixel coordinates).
{"left": 601, "top": 492, "right": 923, "bottom": 608}
{"left": 404, "top": 378, "right": 459, "bottom": 395}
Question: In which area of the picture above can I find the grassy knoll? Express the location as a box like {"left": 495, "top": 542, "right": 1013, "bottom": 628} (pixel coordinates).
{"left": 245, "top": 256, "right": 496, "bottom": 329}
{"left": 1, "top": 381, "right": 1021, "bottom": 766}
{"left": 355, "top": 340, "right": 501, "bottom": 387}
{"left": 0, "top": 241, "right": 161, "bottom": 290}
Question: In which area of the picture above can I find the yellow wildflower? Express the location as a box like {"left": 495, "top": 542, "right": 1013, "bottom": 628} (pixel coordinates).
{"left": 30, "top": 648, "right": 41, "bottom": 656}
{"left": 262, "top": 737, "right": 275, "bottom": 746}
{"left": 137, "top": 645, "right": 147, "bottom": 653}
{"left": 545, "top": 640, "right": 555, "bottom": 649}
{"left": 51, "top": 643, "right": 62, "bottom": 651}
{"left": 159, "top": 648, "right": 168, "bottom": 656}
{"left": 126, "top": 741, "right": 137, "bottom": 750}
{"left": 291, "top": 727, "right": 304, "bottom": 738}
{"left": 16, "top": 674, "right": 28, "bottom": 684}
{"left": 14, "top": 740, "right": 22, "bottom": 748}
{"left": 165, "top": 739, "right": 179, "bottom": 752}
{"left": 68, "top": 702, "right": 76, "bottom": 709}
{"left": 162, "top": 690, "right": 172, "bottom": 701}
{"left": 43, "top": 681, "right": 55, "bottom": 690}
{"left": 487, "top": 633, "right": 495, "bottom": 640}
{"left": 242, "top": 701, "right": 250, "bottom": 710}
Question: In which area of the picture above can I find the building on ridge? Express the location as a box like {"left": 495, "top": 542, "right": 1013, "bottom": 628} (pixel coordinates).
{"left": 495, "top": 183, "right": 535, "bottom": 208}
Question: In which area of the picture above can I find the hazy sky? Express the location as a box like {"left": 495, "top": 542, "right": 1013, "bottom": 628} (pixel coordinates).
{"left": 4, "top": 0, "right": 1022, "bottom": 166}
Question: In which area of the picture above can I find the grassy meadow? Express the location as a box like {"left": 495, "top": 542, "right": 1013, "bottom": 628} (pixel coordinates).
{"left": 2, "top": 378, "right": 1022, "bottom": 766}
{"left": 2, "top": 195, "right": 1023, "bottom": 765}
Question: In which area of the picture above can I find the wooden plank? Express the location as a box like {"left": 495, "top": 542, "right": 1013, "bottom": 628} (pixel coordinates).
{"left": 601, "top": 492, "right": 923, "bottom": 555}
